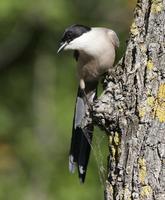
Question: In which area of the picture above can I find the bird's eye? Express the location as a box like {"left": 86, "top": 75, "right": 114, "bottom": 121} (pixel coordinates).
{"left": 66, "top": 32, "right": 73, "bottom": 42}
{"left": 61, "top": 31, "right": 73, "bottom": 43}
{"left": 67, "top": 32, "right": 72, "bottom": 38}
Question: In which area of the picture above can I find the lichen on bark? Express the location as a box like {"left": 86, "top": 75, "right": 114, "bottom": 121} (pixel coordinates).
{"left": 92, "top": 0, "right": 165, "bottom": 199}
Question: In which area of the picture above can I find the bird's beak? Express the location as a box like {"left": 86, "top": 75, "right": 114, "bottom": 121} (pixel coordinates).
{"left": 57, "top": 41, "right": 68, "bottom": 54}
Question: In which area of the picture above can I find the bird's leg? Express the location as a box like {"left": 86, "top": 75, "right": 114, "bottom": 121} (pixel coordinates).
{"left": 82, "top": 89, "right": 93, "bottom": 111}
{"left": 80, "top": 79, "right": 93, "bottom": 111}
{"left": 80, "top": 79, "right": 85, "bottom": 91}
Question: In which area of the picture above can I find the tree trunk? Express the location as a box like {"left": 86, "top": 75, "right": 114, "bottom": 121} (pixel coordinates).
{"left": 92, "top": 0, "right": 165, "bottom": 199}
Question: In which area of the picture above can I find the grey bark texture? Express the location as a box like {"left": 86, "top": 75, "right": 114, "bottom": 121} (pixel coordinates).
{"left": 92, "top": 0, "right": 165, "bottom": 199}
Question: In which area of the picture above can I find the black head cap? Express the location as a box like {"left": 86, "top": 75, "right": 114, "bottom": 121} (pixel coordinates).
{"left": 61, "top": 24, "right": 91, "bottom": 44}
{"left": 57, "top": 24, "right": 91, "bottom": 53}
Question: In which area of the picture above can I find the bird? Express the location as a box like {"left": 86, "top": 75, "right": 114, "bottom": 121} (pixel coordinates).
{"left": 57, "top": 24, "right": 119, "bottom": 183}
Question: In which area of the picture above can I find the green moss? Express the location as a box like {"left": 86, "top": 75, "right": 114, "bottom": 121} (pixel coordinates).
{"left": 138, "top": 158, "right": 147, "bottom": 184}
{"left": 151, "top": 0, "right": 163, "bottom": 13}
{"left": 147, "top": 60, "right": 154, "bottom": 70}
{"left": 154, "top": 83, "right": 165, "bottom": 122}
{"left": 140, "top": 186, "right": 152, "bottom": 198}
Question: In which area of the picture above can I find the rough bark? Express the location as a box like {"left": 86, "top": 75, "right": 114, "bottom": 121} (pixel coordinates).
{"left": 92, "top": 0, "right": 165, "bottom": 199}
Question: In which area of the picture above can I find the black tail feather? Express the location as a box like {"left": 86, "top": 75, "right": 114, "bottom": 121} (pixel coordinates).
{"left": 77, "top": 124, "right": 93, "bottom": 183}
{"left": 69, "top": 82, "right": 98, "bottom": 182}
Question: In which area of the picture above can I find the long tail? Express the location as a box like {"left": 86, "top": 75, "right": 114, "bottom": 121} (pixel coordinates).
{"left": 69, "top": 81, "right": 98, "bottom": 183}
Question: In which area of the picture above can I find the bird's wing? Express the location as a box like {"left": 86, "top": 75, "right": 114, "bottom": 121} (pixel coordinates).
{"left": 107, "top": 29, "right": 120, "bottom": 48}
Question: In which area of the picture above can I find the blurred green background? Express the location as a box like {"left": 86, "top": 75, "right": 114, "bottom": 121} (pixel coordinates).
{"left": 0, "top": 0, "right": 136, "bottom": 199}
